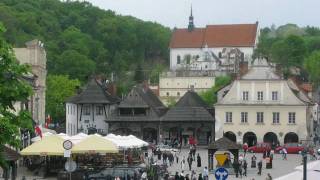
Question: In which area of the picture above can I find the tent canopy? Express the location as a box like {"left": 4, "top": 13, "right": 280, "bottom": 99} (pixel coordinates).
{"left": 105, "top": 134, "right": 148, "bottom": 149}
{"left": 72, "top": 134, "right": 118, "bottom": 154}
{"left": 21, "top": 135, "right": 65, "bottom": 156}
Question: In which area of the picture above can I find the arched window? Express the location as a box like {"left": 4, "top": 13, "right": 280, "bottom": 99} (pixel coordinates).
{"left": 166, "top": 92, "right": 170, "bottom": 96}
{"left": 177, "top": 55, "right": 181, "bottom": 64}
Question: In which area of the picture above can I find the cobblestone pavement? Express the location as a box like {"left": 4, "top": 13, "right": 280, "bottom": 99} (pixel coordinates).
{"left": 157, "top": 147, "right": 316, "bottom": 180}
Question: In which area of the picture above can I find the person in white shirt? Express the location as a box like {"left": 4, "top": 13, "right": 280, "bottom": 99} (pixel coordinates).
{"left": 203, "top": 166, "right": 209, "bottom": 180}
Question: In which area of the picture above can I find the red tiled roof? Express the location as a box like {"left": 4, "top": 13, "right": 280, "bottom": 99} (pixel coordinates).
{"left": 170, "top": 23, "right": 258, "bottom": 48}
{"left": 170, "top": 28, "right": 205, "bottom": 48}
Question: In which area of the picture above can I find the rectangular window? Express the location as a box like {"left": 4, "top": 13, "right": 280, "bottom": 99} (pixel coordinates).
{"left": 256, "top": 112, "right": 264, "bottom": 123}
{"left": 82, "top": 106, "right": 90, "bottom": 115}
{"left": 241, "top": 112, "right": 248, "bottom": 123}
{"left": 257, "top": 91, "right": 263, "bottom": 101}
{"left": 289, "top": 112, "right": 296, "bottom": 124}
{"left": 272, "top": 91, "right": 278, "bottom": 100}
{"left": 273, "top": 112, "right": 280, "bottom": 124}
{"left": 242, "top": 91, "right": 249, "bottom": 101}
{"left": 225, "top": 112, "right": 232, "bottom": 123}
{"left": 96, "top": 106, "right": 104, "bottom": 115}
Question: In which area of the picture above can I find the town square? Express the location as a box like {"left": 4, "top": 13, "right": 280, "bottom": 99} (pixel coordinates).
{"left": 0, "top": 0, "right": 320, "bottom": 179}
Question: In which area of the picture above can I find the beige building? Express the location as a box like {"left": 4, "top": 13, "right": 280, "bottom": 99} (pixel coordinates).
{"left": 13, "top": 39, "right": 47, "bottom": 124}
{"left": 159, "top": 71, "right": 216, "bottom": 104}
{"left": 215, "top": 59, "right": 314, "bottom": 146}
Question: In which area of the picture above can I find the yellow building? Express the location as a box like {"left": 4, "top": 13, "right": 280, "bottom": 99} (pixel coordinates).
{"left": 215, "top": 59, "right": 314, "bottom": 146}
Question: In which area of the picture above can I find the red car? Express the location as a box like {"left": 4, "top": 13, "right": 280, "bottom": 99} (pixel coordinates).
{"left": 247, "top": 142, "right": 271, "bottom": 153}
{"left": 275, "top": 143, "right": 312, "bottom": 154}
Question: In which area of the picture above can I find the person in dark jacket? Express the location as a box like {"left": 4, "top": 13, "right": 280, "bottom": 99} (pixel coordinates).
{"left": 198, "top": 173, "right": 203, "bottom": 180}
{"left": 257, "top": 160, "right": 263, "bottom": 175}
{"left": 243, "top": 160, "right": 248, "bottom": 176}
{"left": 233, "top": 159, "right": 240, "bottom": 177}
{"left": 197, "top": 153, "right": 201, "bottom": 167}
{"left": 187, "top": 155, "right": 193, "bottom": 171}
{"left": 175, "top": 172, "right": 180, "bottom": 180}
{"left": 251, "top": 154, "right": 257, "bottom": 168}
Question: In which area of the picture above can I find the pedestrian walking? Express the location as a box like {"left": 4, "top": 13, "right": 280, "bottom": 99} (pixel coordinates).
{"left": 282, "top": 148, "right": 287, "bottom": 160}
{"left": 185, "top": 174, "right": 190, "bottom": 180}
{"left": 238, "top": 161, "right": 243, "bottom": 178}
{"left": 243, "top": 142, "right": 248, "bottom": 157}
{"left": 175, "top": 172, "right": 180, "bottom": 180}
{"left": 175, "top": 152, "right": 179, "bottom": 164}
{"left": 179, "top": 171, "right": 185, "bottom": 180}
{"left": 198, "top": 173, "right": 203, "bottom": 180}
{"left": 197, "top": 153, "right": 201, "bottom": 167}
{"left": 203, "top": 167, "right": 209, "bottom": 180}
{"left": 181, "top": 157, "right": 186, "bottom": 171}
{"left": 233, "top": 159, "right": 240, "bottom": 178}
{"left": 243, "top": 160, "right": 248, "bottom": 176}
{"left": 266, "top": 173, "right": 272, "bottom": 180}
{"left": 187, "top": 155, "right": 193, "bottom": 171}
{"left": 191, "top": 170, "right": 197, "bottom": 180}
{"left": 257, "top": 160, "right": 263, "bottom": 175}
{"left": 251, "top": 153, "right": 257, "bottom": 168}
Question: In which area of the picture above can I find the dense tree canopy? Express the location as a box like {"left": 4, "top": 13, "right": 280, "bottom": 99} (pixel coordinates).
{"left": 0, "top": 0, "right": 171, "bottom": 84}
{"left": 255, "top": 24, "right": 320, "bottom": 81}
{"left": 0, "top": 23, "right": 33, "bottom": 166}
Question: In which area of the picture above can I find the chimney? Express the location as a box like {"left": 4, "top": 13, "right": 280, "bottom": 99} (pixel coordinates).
{"left": 106, "top": 82, "right": 117, "bottom": 97}
{"left": 239, "top": 61, "right": 248, "bottom": 77}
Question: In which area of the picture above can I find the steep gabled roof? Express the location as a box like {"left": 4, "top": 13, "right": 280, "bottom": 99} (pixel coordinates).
{"left": 118, "top": 85, "right": 167, "bottom": 116}
{"left": 170, "top": 23, "right": 258, "bottom": 48}
{"left": 67, "top": 79, "right": 120, "bottom": 104}
{"left": 162, "top": 91, "right": 214, "bottom": 122}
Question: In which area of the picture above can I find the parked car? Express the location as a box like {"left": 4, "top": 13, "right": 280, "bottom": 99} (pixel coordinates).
{"left": 247, "top": 142, "right": 271, "bottom": 153}
{"left": 275, "top": 143, "right": 313, "bottom": 154}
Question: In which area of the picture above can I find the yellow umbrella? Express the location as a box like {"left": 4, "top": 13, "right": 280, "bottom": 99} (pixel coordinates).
{"left": 72, "top": 134, "right": 118, "bottom": 154}
{"left": 21, "top": 135, "right": 65, "bottom": 156}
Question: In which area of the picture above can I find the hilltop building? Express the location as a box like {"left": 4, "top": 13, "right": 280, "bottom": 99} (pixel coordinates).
{"left": 215, "top": 58, "right": 316, "bottom": 146}
{"left": 159, "top": 9, "right": 259, "bottom": 103}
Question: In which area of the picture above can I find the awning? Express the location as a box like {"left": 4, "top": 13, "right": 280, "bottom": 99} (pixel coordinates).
{"left": 72, "top": 134, "right": 118, "bottom": 154}
{"left": 21, "top": 135, "right": 65, "bottom": 156}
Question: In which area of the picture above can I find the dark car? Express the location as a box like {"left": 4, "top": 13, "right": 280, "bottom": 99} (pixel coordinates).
{"left": 247, "top": 142, "right": 271, "bottom": 153}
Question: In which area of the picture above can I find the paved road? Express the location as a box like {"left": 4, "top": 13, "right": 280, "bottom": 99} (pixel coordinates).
{"left": 155, "top": 147, "right": 315, "bottom": 180}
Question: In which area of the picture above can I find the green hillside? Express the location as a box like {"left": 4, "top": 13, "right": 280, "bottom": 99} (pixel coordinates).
{"left": 0, "top": 0, "right": 171, "bottom": 82}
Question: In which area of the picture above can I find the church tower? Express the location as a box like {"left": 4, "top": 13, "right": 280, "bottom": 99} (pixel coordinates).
{"left": 188, "top": 6, "right": 194, "bottom": 31}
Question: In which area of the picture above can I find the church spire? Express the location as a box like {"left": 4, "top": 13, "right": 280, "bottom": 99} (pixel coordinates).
{"left": 188, "top": 5, "right": 194, "bottom": 32}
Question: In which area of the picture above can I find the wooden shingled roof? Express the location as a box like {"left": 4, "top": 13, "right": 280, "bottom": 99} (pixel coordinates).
{"left": 208, "top": 137, "right": 241, "bottom": 150}
{"left": 162, "top": 90, "right": 214, "bottom": 122}
{"left": 170, "top": 23, "right": 258, "bottom": 48}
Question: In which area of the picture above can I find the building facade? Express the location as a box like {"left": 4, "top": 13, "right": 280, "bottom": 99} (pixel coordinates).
{"left": 13, "top": 39, "right": 47, "bottom": 124}
{"left": 66, "top": 78, "right": 120, "bottom": 136}
{"left": 107, "top": 85, "right": 215, "bottom": 145}
{"left": 159, "top": 71, "right": 216, "bottom": 104}
{"left": 169, "top": 10, "right": 259, "bottom": 71}
{"left": 215, "top": 59, "right": 315, "bottom": 146}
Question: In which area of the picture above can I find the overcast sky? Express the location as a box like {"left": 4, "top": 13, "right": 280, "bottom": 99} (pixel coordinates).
{"left": 86, "top": 0, "right": 320, "bottom": 29}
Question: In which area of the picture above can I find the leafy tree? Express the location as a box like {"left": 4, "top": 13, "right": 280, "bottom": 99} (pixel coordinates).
{"left": 0, "top": 23, "right": 33, "bottom": 167}
{"left": 200, "top": 76, "right": 231, "bottom": 105}
{"left": 304, "top": 51, "right": 320, "bottom": 85}
{"left": 46, "top": 75, "right": 80, "bottom": 123}
{"left": 55, "top": 50, "right": 95, "bottom": 81}
{"left": 270, "top": 35, "right": 306, "bottom": 72}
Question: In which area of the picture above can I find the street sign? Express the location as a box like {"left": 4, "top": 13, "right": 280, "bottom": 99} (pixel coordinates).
{"left": 215, "top": 167, "right": 228, "bottom": 180}
{"left": 64, "top": 150, "right": 71, "bottom": 158}
{"left": 215, "top": 154, "right": 227, "bottom": 166}
{"left": 65, "top": 160, "right": 77, "bottom": 172}
{"left": 63, "top": 140, "right": 73, "bottom": 150}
